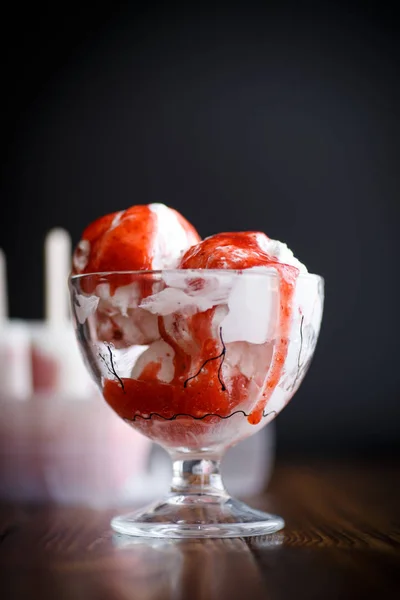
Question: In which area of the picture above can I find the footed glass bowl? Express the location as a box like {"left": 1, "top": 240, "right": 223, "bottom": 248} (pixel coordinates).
{"left": 70, "top": 269, "right": 323, "bottom": 538}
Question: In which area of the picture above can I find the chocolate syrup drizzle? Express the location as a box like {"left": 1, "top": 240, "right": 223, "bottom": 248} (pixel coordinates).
{"left": 290, "top": 315, "right": 305, "bottom": 392}
{"left": 130, "top": 409, "right": 276, "bottom": 422}
{"left": 183, "top": 327, "right": 227, "bottom": 391}
{"left": 99, "top": 344, "right": 125, "bottom": 392}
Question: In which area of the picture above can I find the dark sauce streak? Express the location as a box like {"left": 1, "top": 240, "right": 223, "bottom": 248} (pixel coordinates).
{"left": 99, "top": 353, "right": 113, "bottom": 378}
{"left": 291, "top": 315, "right": 304, "bottom": 392}
{"left": 107, "top": 344, "right": 125, "bottom": 392}
{"left": 130, "top": 409, "right": 276, "bottom": 422}
{"left": 217, "top": 327, "right": 227, "bottom": 390}
{"left": 183, "top": 327, "right": 227, "bottom": 391}
{"left": 99, "top": 346, "right": 125, "bottom": 392}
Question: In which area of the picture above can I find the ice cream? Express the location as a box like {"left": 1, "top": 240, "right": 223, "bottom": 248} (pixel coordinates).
{"left": 72, "top": 204, "right": 200, "bottom": 348}
{"left": 179, "top": 231, "right": 306, "bottom": 272}
{"left": 73, "top": 206, "right": 312, "bottom": 431}
{"left": 182, "top": 233, "right": 310, "bottom": 424}
{"left": 72, "top": 203, "right": 200, "bottom": 279}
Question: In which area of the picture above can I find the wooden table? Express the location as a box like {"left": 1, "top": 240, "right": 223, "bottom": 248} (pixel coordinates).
{"left": 1, "top": 461, "right": 399, "bottom": 599}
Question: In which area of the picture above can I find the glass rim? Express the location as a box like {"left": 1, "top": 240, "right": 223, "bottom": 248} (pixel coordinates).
{"left": 69, "top": 269, "right": 323, "bottom": 283}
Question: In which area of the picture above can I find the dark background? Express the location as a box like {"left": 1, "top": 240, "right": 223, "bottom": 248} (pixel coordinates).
{"left": 1, "top": 2, "right": 399, "bottom": 458}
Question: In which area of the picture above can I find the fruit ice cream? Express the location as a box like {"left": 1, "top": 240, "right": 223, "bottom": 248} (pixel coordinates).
{"left": 179, "top": 231, "right": 306, "bottom": 272}
{"left": 72, "top": 204, "right": 200, "bottom": 347}
{"left": 73, "top": 203, "right": 200, "bottom": 277}
{"left": 72, "top": 204, "right": 319, "bottom": 441}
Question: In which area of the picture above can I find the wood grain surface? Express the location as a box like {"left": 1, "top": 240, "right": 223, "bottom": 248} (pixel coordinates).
{"left": 0, "top": 461, "right": 399, "bottom": 600}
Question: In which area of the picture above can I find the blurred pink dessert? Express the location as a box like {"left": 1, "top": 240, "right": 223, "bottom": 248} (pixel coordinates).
{"left": 0, "top": 230, "right": 153, "bottom": 506}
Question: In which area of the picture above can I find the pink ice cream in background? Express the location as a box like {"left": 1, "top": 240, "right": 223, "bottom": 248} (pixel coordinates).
{"left": 29, "top": 229, "right": 92, "bottom": 397}
{"left": 0, "top": 230, "right": 152, "bottom": 505}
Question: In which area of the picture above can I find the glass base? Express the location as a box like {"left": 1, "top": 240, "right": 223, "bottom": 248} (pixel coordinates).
{"left": 111, "top": 493, "right": 285, "bottom": 538}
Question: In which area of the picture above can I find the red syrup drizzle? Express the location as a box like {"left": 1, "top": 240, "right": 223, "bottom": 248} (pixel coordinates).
{"left": 73, "top": 205, "right": 157, "bottom": 294}
{"left": 248, "top": 262, "right": 298, "bottom": 424}
{"left": 102, "top": 232, "right": 299, "bottom": 427}
{"left": 73, "top": 204, "right": 201, "bottom": 349}
{"left": 72, "top": 204, "right": 200, "bottom": 294}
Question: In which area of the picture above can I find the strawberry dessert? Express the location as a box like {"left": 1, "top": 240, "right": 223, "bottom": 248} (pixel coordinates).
{"left": 72, "top": 204, "right": 309, "bottom": 445}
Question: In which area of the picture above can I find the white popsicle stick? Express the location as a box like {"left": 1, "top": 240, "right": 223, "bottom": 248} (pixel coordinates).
{"left": 0, "top": 248, "right": 32, "bottom": 400}
{"left": 33, "top": 228, "right": 93, "bottom": 398}
{"left": 0, "top": 248, "right": 8, "bottom": 324}
{"left": 45, "top": 228, "right": 71, "bottom": 327}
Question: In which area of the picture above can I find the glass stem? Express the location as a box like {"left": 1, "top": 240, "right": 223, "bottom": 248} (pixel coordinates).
{"left": 169, "top": 456, "right": 228, "bottom": 496}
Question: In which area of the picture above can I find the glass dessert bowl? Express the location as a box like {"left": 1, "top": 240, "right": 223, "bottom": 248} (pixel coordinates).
{"left": 70, "top": 269, "right": 323, "bottom": 538}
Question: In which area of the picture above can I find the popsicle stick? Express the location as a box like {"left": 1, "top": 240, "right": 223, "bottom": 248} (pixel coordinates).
{"left": 45, "top": 229, "right": 72, "bottom": 327}
{"left": 0, "top": 248, "right": 8, "bottom": 324}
